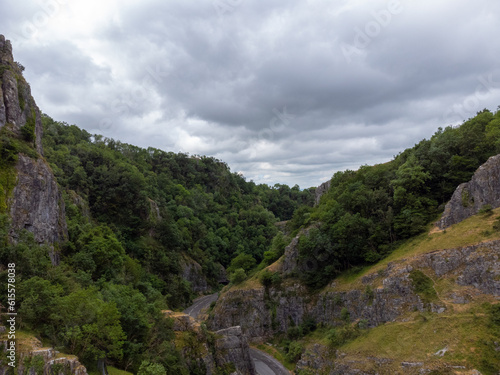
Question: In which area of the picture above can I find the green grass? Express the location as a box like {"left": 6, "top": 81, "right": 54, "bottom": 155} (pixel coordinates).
{"left": 341, "top": 306, "right": 499, "bottom": 372}
{"left": 330, "top": 208, "right": 500, "bottom": 290}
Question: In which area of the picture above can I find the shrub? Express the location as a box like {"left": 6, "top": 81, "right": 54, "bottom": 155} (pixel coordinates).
{"left": 230, "top": 268, "right": 247, "bottom": 284}
{"left": 340, "top": 307, "right": 350, "bottom": 323}
{"left": 285, "top": 341, "right": 303, "bottom": 363}
{"left": 409, "top": 270, "right": 437, "bottom": 304}
{"left": 479, "top": 204, "right": 494, "bottom": 215}
{"left": 327, "top": 325, "right": 360, "bottom": 347}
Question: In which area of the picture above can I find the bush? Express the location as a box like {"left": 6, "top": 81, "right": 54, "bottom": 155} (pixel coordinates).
{"left": 479, "top": 204, "right": 494, "bottom": 215}
{"left": 138, "top": 361, "right": 167, "bottom": 375}
{"left": 285, "top": 341, "right": 303, "bottom": 363}
{"left": 327, "top": 325, "right": 360, "bottom": 347}
{"left": 230, "top": 268, "right": 247, "bottom": 284}
{"left": 409, "top": 270, "right": 437, "bottom": 304}
{"left": 259, "top": 269, "right": 281, "bottom": 287}
{"left": 340, "top": 307, "right": 350, "bottom": 323}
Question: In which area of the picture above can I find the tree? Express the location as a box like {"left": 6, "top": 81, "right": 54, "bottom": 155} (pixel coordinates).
{"left": 137, "top": 361, "right": 167, "bottom": 375}
{"left": 230, "top": 268, "right": 247, "bottom": 284}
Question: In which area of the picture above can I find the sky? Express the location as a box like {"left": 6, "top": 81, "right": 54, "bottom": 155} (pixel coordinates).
{"left": 2, "top": 0, "right": 500, "bottom": 188}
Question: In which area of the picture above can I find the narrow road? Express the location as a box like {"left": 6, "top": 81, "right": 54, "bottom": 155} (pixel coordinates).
{"left": 184, "top": 293, "right": 291, "bottom": 375}
{"left": 183, "top": 293, "right": 219, "bottom": 319}
{"left": 250, "top": 348, "right": 291, "bottom": 375}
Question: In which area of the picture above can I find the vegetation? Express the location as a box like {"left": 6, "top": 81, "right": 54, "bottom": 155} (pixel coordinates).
{"left": 2, "top": 101, "right": 500, "bottom": 373}
{"left": 295, "top": 108, "right": 500, "bottom": 288}
{"left": 0, "top": 114, "right": 313, "bottom": 372}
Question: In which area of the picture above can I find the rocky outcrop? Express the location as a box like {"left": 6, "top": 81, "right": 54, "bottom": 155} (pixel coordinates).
{"left": 439, "top": 154, "right": 500, "bottom": 229}
{"left": 0, "top": 333, "right": 88, "bottom": 375}
{"left": 315, "top": 180, "right": 331, "bottom": 205}
{"left": 8, "top": 154, "right": 67, "bottom": 248}
{"left": 1, "top": 35, "right": 67, "bottom": 250}
{"left": 180, "top": 255, "right": 210, "bottom": 293}
{"left": 164, "top": 312, "right": 256, "bottom": 375}
{"left": 296, "top": 342, "right": 485, "bottom": 375}
{"left": 209, "top": 240, "right": 500, "bottom": 340}
{"left": 1, "top": 35, "right": 43, "bottom": 154}
{"left": 215, "top": 327, "right": 255, "bottom": 375}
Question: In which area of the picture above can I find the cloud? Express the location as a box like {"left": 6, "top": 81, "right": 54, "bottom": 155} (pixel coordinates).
{"left": 1, "top": 0, "right": 500, "bottom": 188}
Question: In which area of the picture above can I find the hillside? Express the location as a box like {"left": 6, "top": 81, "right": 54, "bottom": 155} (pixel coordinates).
{"left": 0, "top": 34, "right": 310, "bottom": 374}
{"left": 208, "top": 111, "right": 500, "bottom": 374}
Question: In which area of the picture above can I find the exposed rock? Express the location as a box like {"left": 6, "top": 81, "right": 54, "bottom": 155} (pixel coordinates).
{"left": 147, "top": 197, "right": 161, "bottom": 222}
{"left": 215, "top": 327, "right": 256, "bottom": 375}
{"left": 438, "top": 154, "right": 500, "bottom": 229}
{"left": 295, "top": 344, "right": 335, "bottom": 374}
{"left": 180, "top": 255, "right": 210, "bottom": 293}
{"left": 281, "top": 234, "right": 301, "bottom": 276}
{"left": 315, "top": 180, "right": 331, "bottom": 205}
{"left": 1, "top": 35, "right": 67, "bottom": 251}
{"left": 0, "top": 334, "right": 88, "bottom": 375}
{"left": 210, "top": 240, "right": 500, "bottom": 340}
{"left": 1, "top": 35, "right": 43, "bottom": 154}
{"left": 8, "top": 154, "right": 68, "bottom": 248}
{"left": 165, "top": 312, "right": 255, "bottom": 375}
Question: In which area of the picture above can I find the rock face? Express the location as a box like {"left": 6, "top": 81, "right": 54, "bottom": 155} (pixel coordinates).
{"left": 209, "top": 240, "right": 500, "bottom": 341}
{"left": 1, "top": 35, "right": 43, "bottom": 154}
{"left": 180, "top": 255, "right": 210, "bottom": 293}
{"left": 439, "top": 154, "right": 500, "bottom": 229}
{"left": 8, "top": 154, "right": 67, "bottom": 246}
{"left": 315, "top": 180, "right": 331, "bottom": 205}
{"left": 164, "top": 312, "right": 256, "bottom": 375}
{"left": 0, "top": 334, "right": 88, "bottom": 375}
{"left": 1, "top": 35, "right": 67, "bottom": 249}
{"left": 215, "top": 327, "right": 256, "bottom": 375}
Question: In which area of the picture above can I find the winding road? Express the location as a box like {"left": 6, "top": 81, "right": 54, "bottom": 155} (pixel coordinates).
{"left": 184, "top": 293, "right": 291, "bottom": 375}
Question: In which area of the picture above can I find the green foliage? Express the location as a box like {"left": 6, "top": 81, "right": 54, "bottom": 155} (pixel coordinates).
{"left": 259, "top": 269, "right": 281, "bottom": 287}
{"left": 296, "top": 108, "right": 500, "bottom": 287}
{"left": 20, "top": 110, "right": 36, "bottom": 143}
{"left": 327, "top": 325, "right": 361, "bottom": 347}
{"left": 227, "top": 253, "right": 256, "bottom": 274}
{"left": 284, "top": 341, "right": 303, "bottom": 363}
{"left": 461, "top": 189, "right": 473, "bottom": 207}
{"left": 409, "top": 270, "right": 437, "bottom": 304}
{"left": 479, "top": 204, "right": 493, "bottom": 215}
{"left": 364, "top": 285, "right": 374, "bottom": 304}
{"left": 137, "top": 361, "right": 166, "bottom": 375}
{"left": 340, "top": 307, "right": 350, "bottom": 323}
{"left": 229, "top": 268, "right": 247, "bottom": 284}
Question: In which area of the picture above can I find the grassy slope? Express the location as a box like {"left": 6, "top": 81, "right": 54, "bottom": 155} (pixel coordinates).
{"left": 248, "top": 210, "right": 500, "bottom": 373}
{"left": 317, "top": 209, "right": 500, "bottom": 373}
{"left": 332, "top": 208, "right": 500, "bottom": 290}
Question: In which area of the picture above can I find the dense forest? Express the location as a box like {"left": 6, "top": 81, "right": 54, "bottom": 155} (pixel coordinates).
{"left": 292, "top": 108, "right": 500, "bottom": 288}
{"left": 0, "top": 115, "right": 314, "bottom": 373}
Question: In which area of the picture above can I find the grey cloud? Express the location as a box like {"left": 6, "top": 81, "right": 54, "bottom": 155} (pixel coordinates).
{"left": 1, "top": 0, "right": 500, "bottom": 187}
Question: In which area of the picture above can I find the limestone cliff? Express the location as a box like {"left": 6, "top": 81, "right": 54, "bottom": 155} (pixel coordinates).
{"left": 209, "top": 240, "right": 500, "bottom": 340}
{"left": 439, "top": 154, "right": 500, "bottom": 229}
{"left": 0, "top": 35, "right": 43, "bottom": 154}
{"left": 8, "top": 154, "right": 67, "bottom": 247}
{"left": 180, "top": 255, "right": 210, "bottom": 294}
{"left": 164, "top": 311, "right": 256, "bottom": 375}
{"left": 0, "top": 330, "right": 88, "bottom": 375}
{"left": 0, "top": 34, "right": 67, "bottom": 249}
{"left": 314, "top": 180, "right": 331, "bottom": 206}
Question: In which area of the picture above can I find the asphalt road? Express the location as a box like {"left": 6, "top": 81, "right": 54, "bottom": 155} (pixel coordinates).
{"left": 183, "top": 293, "right": 291, "bottom": 375}
{"left": 250, "top": 348, "right": 291, "bottom": 375}
{"left": 183, "top": 293, "right": 219, "bottom": 319}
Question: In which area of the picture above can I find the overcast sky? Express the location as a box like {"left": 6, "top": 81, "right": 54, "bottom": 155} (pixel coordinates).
{"left": 2, "top": 0, "right": 500, "bottom": 188}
